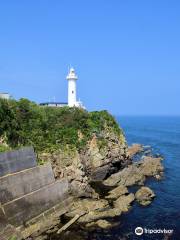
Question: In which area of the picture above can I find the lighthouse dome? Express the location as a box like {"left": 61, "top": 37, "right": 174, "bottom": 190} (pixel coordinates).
{"left": 66, "top": 67, "right": 78, "bottom": 80}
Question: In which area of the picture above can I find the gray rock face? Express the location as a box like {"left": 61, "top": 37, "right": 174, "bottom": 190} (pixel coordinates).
{"left": 86, "top": 219, "right": 112, "bottom": 229}
{"left": 135, "top": 186, "right": 155, "bottom": 206}
{"left": 61, "top": 151, "right": 163, "bottom": 231}
{"left": 103, "top": 164, "right": 145, "bottom": 187}
{"left": 127, "top": 144, "right": 143, "bottom": 158}
{"left": 40, "top": 126, "right": 130, "bottom": 198}
{"left": 85, "top": 134, "right": 130, "bottom": 181}
{"left": 104, "top": 156, "right": 163, "bottom": 187}
{"left": 65, "top": 198, "right": 110, "bottom": 223}
{"left": 28, "top": 147, "right": 164, "bottom": 238}
{"left": 113, "top": 193, "right": 135, "bottom": 212}
{"left": 105, "top": 185, "right": 128, "bottom": 199}
{"left": 65, "top": 191, "right": 135, "bottom": 224}
{"left": 139, "top": 156, "right": 164, "bottom": 177}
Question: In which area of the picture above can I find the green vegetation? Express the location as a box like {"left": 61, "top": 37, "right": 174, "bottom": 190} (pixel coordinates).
{"left": 8, "top": 236, "right": 17, "bottom": 240}
{"left": 0, "top": 98, "right": 123, "bottom": 155}
{"left": 0, "top": 144, "right": 10, "bottom": 153}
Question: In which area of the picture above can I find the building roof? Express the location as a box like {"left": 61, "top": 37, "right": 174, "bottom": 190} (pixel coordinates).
{"left": 39, "top": 102, "right": 68, "bottom": 105}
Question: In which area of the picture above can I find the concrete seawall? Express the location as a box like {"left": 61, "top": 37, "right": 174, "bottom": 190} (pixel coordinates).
{"left": 0, "top": 207, "right": 7, "bottom": 230}
{"left": 0, "top": 147, "right": 37, "bottom": 177}
{"left": 0, "top": 147, "right": 72, "bottom": 237}
{"left": 0, "top": 163, "right": 55, "bottom": 204}
{"left": 3, "top": 179, "right": 69, "bottom": 226}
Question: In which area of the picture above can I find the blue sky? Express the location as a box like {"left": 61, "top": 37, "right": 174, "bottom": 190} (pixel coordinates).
{"left": 0, "top": 0, "right": 180, "bottom": 115}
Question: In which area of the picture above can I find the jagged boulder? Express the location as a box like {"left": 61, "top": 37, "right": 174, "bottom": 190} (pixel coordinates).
{"left": 65, "top": 199, "right": 109, "bottom": 218}
{"left": 103, "top": 164, "right": 145, "bottom": 187}
{"left": 105, "top": 185, "right": 128, "bottom": 199}
{"left": 113, "top": 193, "right": 135, "bottom": 212}
{"left": 135, "top": 186, "right": 155, "bottom": 206}
{"left": 86, "top": 219, "right": 112, "bottom": 229}
{"left": 104, "top": 156, "right": 163, "bottom": 187}
{"left": 127, "top": 144, "right": 143, "bottom": 158}
{"left": 65, "top": 198, "right": 123, "bottom": 223}
{"left": 38, "top": 110, "right": 130, "bottom": 197}
{"left": 86, "top": 132, "right": 129, "bottom": 181}
{"left": 139, "top": 156, "right": 164, "bottom": 177}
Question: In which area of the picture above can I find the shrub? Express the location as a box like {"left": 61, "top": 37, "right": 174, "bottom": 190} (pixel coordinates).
{"left": 0, "top": 99, "right": 123, "bottom": 156}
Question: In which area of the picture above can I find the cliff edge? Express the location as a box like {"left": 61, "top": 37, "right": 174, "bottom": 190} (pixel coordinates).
{"left": 0, "top": 98, "right": 130, "bottom": 196}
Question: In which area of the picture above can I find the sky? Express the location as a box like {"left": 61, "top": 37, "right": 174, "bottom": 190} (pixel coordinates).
{"left": 0, "top": 0, "right": 180, "bottom": 115}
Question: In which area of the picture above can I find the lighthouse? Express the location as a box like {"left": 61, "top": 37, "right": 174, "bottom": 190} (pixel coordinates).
{"left": 66, "top": 67, "right": 78, "bottom": 107}
{"left": 38, "top": 67, "right": 86, "bottom": 108}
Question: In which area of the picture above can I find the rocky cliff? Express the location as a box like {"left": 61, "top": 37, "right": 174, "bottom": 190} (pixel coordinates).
{"left": 0, "top": 99, "right": 165, "bottom": 239}
{"left": 0, "top": 98, "right": 130, "bottom": 197}
{"left": 39, "top": 112, "right": 131, "bottom": 197}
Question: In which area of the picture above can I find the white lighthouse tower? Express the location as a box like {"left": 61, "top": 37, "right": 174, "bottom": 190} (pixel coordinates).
{"left": 66, "top": 67, "right": 85, "bottom": 109}
{"left": 66, "top": 67, "right": 78, "bottom": 107}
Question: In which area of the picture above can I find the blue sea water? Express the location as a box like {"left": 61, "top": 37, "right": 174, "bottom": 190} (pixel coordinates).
{"left": 116, "top": 116, "right": 180, "bottom": 240}
{"left": 89, "top": 116, "right": 180, "bottom": 240}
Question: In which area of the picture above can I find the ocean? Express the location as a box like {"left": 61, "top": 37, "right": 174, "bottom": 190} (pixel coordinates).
{"left": 88, "top": 116, "right": 180, "bottom": 240}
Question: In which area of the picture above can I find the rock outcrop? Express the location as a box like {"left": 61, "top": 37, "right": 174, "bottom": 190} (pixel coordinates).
{"left": 86, "top": 131, "right": 129, "bottom": 181}
{"left": 105, "top": 185, "right": 128, "bottom": 199}
{"left": 135, "top": 186, "right": 155, "bottom": 206}
{"left": 65, "top": 197, "right": 133, "bottom": 225}
{"left": 113, "top": 193, "right": 135, "bottom": 212}
{"left": 127, "top": 144, "right": 143, "bottom": 158}
{"left": 103, "top": 156, "right": 163, "bottom": 187}
{"left": 23, "top": 151, "right": 164, "bottom": 239}
{"left": 65, "top": 198, "right": 117, "bottom": 223}
{"left": 39, "top": 117, "right": 130, "bottom": 198}
{"left": 86, "top": 219, "right": 112, "bottom": 229}
{"left": 0, "top": 99, "right": 165, "bottom": 239}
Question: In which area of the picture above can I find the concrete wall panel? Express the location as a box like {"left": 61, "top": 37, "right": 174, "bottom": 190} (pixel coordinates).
{"left": 0, "top": 147, "right": 37, "bottom": 177}
{"left": 0, "top": 163, "right": 55, "bottom": 204}
{"left": 3, "top": 179, "right": 69, "bottom": 226}
{"left": 0, "top": 208, "right": 8, "bottom": 231}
